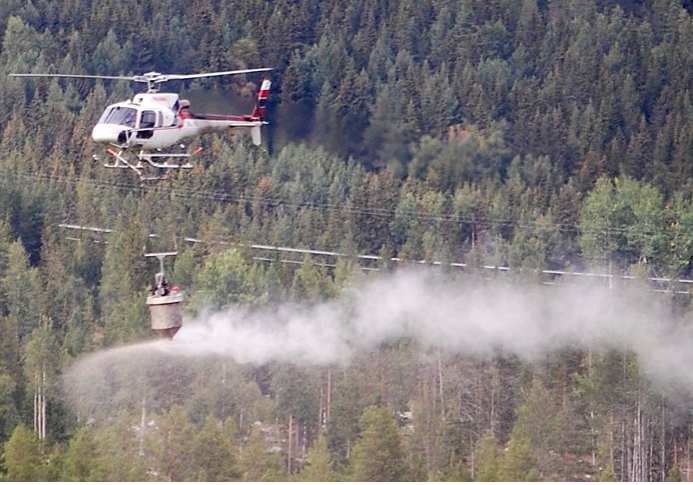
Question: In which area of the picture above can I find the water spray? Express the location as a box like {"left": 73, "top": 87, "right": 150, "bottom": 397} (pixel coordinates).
{"left": 64, "top": 267, "right": 693, "bottom": 419}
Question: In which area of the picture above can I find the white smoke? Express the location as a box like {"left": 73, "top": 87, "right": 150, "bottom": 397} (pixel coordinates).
{"left": 64, "top": 268, "right": 693, "bottom": 413}
{"left": 173, "top": 269, "right": 674, "bottom": 366}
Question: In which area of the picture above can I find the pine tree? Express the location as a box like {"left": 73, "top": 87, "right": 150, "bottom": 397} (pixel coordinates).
{"left": 98, "top": 201, "right": 149, "bottom": 344}
{"left": 473, "top": 430, "right": 500, "bottom": 481}
{"left": 188, "top": 414, "right": 241, "bottom": 481}
{"left": 0, "top": 373, "right": 19, "bottom": 443}
{"left": 90, "top": 412, "right": 149, "bottom": 481}
{"left": 61, "top": 426, "right": 100, "bottom": 481}
{"left": 147, "top": 405, "right": 196, "bottom": 481}
{"left": 2, "top": 423, "right": 44, "bottom": 481}
{"left": 291, "top": 254, "right": 327, "bottom": 302}
{"left": 443, "top": 452, "right": 472, "bottom": 481}
{"left": 297, "top": 433, "right": 338, "bottom": 481}
{"left": 349, "top": 405, "right": 410, "bottom": 481}
{"left": 498, "top": 436, "right": 540, "bottom": 481}
{"left": 239, "top": 425, "right": 271, "bottom": 482}
{"left": 2, "top": 241, "right": 41, "bottom": 340}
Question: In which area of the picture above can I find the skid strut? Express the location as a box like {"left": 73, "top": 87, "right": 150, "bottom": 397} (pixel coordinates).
{"left": 98, "top": 146, "right": 202, "bottom": 180}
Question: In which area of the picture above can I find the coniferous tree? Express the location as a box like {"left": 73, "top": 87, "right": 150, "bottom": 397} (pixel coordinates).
{"left": 239, "top": 425, "right": 271, "bottom": 482}
{"left": 297, "top": 433, "right": 338, "bottom": 481}
{"left": 148, "top": 405, "right": 196, "bottom": 481}
{"left": 498, "top": 436, "right": 540, "bottom": 481}
{"left": 473, "top": 430, "right": 500, "bottom": 481}
{"left": 2, "top": 241, "right": 41, "bottom": 340}
{"left": 61, "top": 426, "right": 100, "bottom": 481}
{"left": 349, "top": 405, "right": 410, "bottom": 481}
{"left": 0, "top": 373, "right": 18, "bottom": 444}
{"left": 90, "top": 412, "right": 149, "bottom": 482}
{"left": 188, "top": 414, "right": 241, "bottom": 481}
{"left": 2, "top": 423, "right": 44, "bottom": 481}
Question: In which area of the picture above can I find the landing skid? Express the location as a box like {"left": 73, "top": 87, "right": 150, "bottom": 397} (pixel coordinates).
{"left": 95, "top": 146, "right": 202, "bottom": 180}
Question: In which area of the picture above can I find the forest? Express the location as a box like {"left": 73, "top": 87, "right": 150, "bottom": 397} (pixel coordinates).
{"left": 3, "top": 0, "right": 693, "bottom": 481}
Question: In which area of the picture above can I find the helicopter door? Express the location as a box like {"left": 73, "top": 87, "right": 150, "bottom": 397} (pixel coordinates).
{"left": 137, "top": 110, "right": 157, "bottom": 139}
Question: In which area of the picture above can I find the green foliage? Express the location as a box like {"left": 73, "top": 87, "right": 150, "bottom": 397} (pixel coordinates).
{"left": 598, "top": 462, "right": 616, "bottom": 481}
{"left": 192, "top": 248, "right": 265, "bottom": 309}
{"left": 270, "top": 363, "right": 320, "bottom": 428}
{"left": 509, "top": 377, "right": 572, "bottom": 476}
{"left": 2, "top": 423, "right": 44, "bottom": 481}
{"left": 87, "top": 412, "right": 149, "bottom": 481}
{"left": 443, "top": 452, "right": 472, "bottom": 481}
{"left": 473, "top": 430, "right": 500, "bottom": 481}
{"left": 147, "top": 405, "right": 196, "bottom": 481}
{"left": 579, "top": 175, "right": 667, "bottom": 270}
{"left": 665, "top": 464, "right": 682, "bottom": 482}
{"left": 99, "top": 203, "right": 150, "bottom": 344}
{"left": 188, "top": 415, "right": 241, "bottom": 481}
{"left": 0, "top": 373, "right": 18, "bottom": 442}
{"left": 291, "top": 254, "right": 331, "bottom": 301}
{"left": 349, "top": 405, "right": 410, "bottom": 481}
{"left": 239, "top": 425, "right": 276, "bottom": 482}
{"left": 2, "top": 241, "right": 41, "bottom": 339}
{"left": 61, "top": 426, "right": 100, "bottom": 481}
{"left": 498, "top": 436, "right": 540, "bottom": 481}
{"left": 297, "top": 433, "right": 338, "bottom": 481}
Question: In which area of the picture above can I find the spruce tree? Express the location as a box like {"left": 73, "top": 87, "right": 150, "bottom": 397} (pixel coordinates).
{"left": 349, "top": 405, "right": 410, "bottom": 481}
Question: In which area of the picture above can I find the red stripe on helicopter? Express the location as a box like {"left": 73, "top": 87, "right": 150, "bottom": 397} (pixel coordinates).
{"left": 257, "top": 79, "right": 271, "bottom": 99}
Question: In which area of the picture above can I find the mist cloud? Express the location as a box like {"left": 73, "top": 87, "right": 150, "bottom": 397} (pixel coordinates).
{"left": 64, "top": 268, "right": 693, "bottom": 413}
{"left": 174, "top": 269, "right": 672, "bottom": 365}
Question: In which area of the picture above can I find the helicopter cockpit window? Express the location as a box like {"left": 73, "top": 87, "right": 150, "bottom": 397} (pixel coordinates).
{"left": 102, "top": 106, "right": 137, "bottom": 128}
{"left": 139, "top": 110, "right": 157, "bottom": 129}
{"left": 136, "top": 110, "right": 158, "bottom": 139}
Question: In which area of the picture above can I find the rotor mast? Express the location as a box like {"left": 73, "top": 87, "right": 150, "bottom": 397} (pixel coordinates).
{"left": 135, "top": 72, "right": 166, "bottom": 93}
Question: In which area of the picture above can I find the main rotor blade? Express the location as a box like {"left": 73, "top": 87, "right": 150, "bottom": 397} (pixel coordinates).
{"left": 164, "top": 67, "right": 273, "bottom": 81}
{"left": 9, "top": 73, "right": 134, "bottom": 81}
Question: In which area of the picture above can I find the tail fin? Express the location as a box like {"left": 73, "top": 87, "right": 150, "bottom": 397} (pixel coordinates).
{"left": 251, "top": 78, "right": 271, "bottom": 120}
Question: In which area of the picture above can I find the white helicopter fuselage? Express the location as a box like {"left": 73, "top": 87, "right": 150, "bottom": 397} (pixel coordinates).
{"left": 91, "top": 92, "right": 264, "bottom": 150}
{"left": 10, "top": 69, "right": 271, "bottom": 179}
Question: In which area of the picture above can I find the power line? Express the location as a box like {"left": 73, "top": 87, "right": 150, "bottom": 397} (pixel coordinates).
{"left": 58, "top": 222, "right": 693, "bottom": 295}
{"left": 0, "top": 167, "right": 681, "bottom": 239}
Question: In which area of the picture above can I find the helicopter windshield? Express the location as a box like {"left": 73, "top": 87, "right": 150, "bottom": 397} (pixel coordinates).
{"left": 101, "top": 106, "right": 137, "bottom": 128}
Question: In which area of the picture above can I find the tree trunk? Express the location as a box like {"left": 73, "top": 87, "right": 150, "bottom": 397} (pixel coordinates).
{"left": 288, "top": 413, "right": 294, "bottom": 474}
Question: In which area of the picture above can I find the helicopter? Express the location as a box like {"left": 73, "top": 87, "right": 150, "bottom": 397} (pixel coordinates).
{"left": 10, "top": 68, "right": 272, "bottom": 179}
